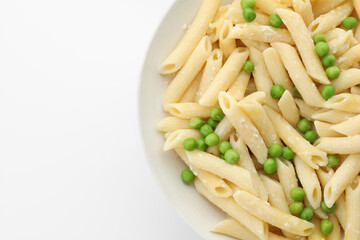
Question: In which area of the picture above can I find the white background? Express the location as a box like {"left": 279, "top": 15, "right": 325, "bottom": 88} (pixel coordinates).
{"left": 0, "top": 0, "right": 202, "bottom": 239}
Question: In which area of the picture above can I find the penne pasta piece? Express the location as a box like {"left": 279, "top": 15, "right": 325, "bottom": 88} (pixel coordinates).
{"left": 330, "top": 114, "right": 360, "bottom": 136}
{"left": 265, "top": 106, "right": 327, "bottom": 169}
{"left": 194, "top": 179, "right": 269, "bottom": 240}
{"left": 308, "top": 0, "right": 353, "bottom": 35}
{"left": 157, "top": 116, "right": 191, "bottom": 132}
{"left": 337, "top": 44, "right": 360, "bottom": 70}
{"left": 316, "top": 166, "right": 335, "bottom": 188}
{"left": 219, "top": 92, "right": 268, "bottom": 163}
{"left": 175, "top": 148, "right": 233, "bottom": 198}
{"left": 344, "top": 176, "right": 360, "bottom": 240}
{"left": 187, "top": 150, "right": 256, "bottom": 195}
{"left": 331, "top": 68, "right": 360, "bottom": 93}
{"left": 315, "top": 135, "right": 360, "bottom": 154}
{"left": 292, "top": 0, "right": 314, "bottom": 26}
{"left": 211, "top": 218, "right": 291, "bottom": 240}
{"left": 314, "top": 121, "right": 344, "bottom": 137}
{"left": 305, "top": 197, "right": 328, "bottom": 220}
{"left": 219, "top": 20, "right": 236, "bottom": 59}
{"left": 260, "top": 175, "right": 288, "bottom": 213}
{"left": 195, "top": 49, "right": 223, "bottom": 102}
{"left": 249, "top": 47, "right": 279, "bottom": 111}
{"left": 295, "top": 99, "right": 320, "bottom": 120}
{"left": 323, "top": 154, "right": 360, "bottom": 207}
{"left": 294, "top": 155, "right": 322, "bottom": 209}
{"left": 312, "top": 0, "right": 346, "bottom": 17}
{"left": 335, "top": 193, "right": 347, "bottom": 230}
{"left": 230, "top": 23, "right": 295, "bottom": 44}
{"left": 242, "top": 91, "right": 266, "bottom": 104}
{"left": 263, "top": 47, "right": 293, "bottom": 92}
{"left": 165, "top": 103, "right": 214, "bottom": 119}
{"left": 278, "top": 90, "right": 300, "bottom": 128}
{"left": 230, "top": 132, "right": 269, "bottom": 201}
{"left": 271, "top": 42, "right": 326, "bottom": 107}
{"left": 276, "top": 9, "right": 329, "bottom": 85}
{"left": 351, "top": 86, "right": 360, "bottom": 95}
{"left": 238, "top": 100, "right": 281, "bottom": 147}
{"left": 241, "top": 39, "right": 270, "bottom": 52}
{"left": 354, "top": 0, "right": 360, "bottom": 19}
{"left": 180, "top": 69, "right": 202, "bottom": 102}
{"left": 254, "top": 0, "right": 289, "bottom": 15}
{"left": 233, "top": 190, "right": 315, "bottom": 236}
{"left": 311, "top": 108, "right": 356, "bottom": 124}
{"left": 199, "top": 48, "right": 249, "bottom": 106}
{"left": 162, "top": 36, "right": 212, "bottom": 107}
{"left": 207, "top": 8, "right": 229, "bottom": 43}
{"left": 159, "top": 0, "right": 219, "bottom": 74}
{"left": 227, "top": 70, "right": 251, "bottom": 101}
{"left": 276, "top": 158, "right": 299, "bottom": 203}
{"left": 327, "top": 214, "right": 341, "bottom": 240}
{"left": 324, "top": 93, "right": 360, "bottom": 113}
{"left": 163, "top": 129, "right": 202, "bottom": 151}
{"left": 327, "top": 30, "right": 353, "bottom": 57}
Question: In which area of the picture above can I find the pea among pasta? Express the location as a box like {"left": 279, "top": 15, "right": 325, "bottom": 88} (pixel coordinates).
{"left": 157, "top": 0, "right": 360, "bottom": 238}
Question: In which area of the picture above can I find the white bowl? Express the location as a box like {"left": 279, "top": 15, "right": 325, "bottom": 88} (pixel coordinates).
{"left": 139, "top": 0, "right": 233, "bottom": 239}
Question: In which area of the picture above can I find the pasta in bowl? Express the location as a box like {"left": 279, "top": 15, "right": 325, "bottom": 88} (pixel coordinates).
{"left": 139, "top": 0, "right": 360, "bottom": 239}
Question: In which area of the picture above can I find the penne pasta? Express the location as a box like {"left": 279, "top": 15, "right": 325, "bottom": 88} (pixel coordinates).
{"left": 219, "top": 92, "right": 268, "bottom": 163}
{"left": 219, "top": 20, "right": 236, "bottom": 59}
{"left": 165, "top": 102, "right": 214, "bottom": 119}
{"left": 199, "top": 48, "right": 249, "bottom": 106}
{"left": 241, "top": 39, "right": 270, "bottom": 52}
{"left": 335, "top": 193, "right": 347, "bottom": 230}
{"left": 159, "top": 0, "right": 219, "bottom": 74}
{"left": 327, "top": 30, "right": 353, "bottom": 57}
{"left": 276, "top": 158, "right": 299, "bottom": 203}
{"left": 278, "top": 90, "right": 300, "bottom": 128}
{"left": 327, "top": 214, "right": 342, "bottom": 240}
{"left": 265, "top": 106, "right": 327, "bottom": 169}
{"left": 331, "top": 68, "right": 360, "bottom": 93}
{"left": 276, "top": 8, "right": 329, "bottom": 85}
{"left": 162, "top": 36, "right": 212, "bottom": 107}
{"left": 315, "top": 135, "right": 360, "bottom": 154}
{"left": 271, "top": 42, "right": 326, "bottom": 107}
{"left": 323, "top": 154, "right": 360, "bottom": 207}
{"left": 311, "top": 108, "right": 356, "bottom": 124}
{"left": 157, "top": 116, "right": 191, "bottom": 132}
{"left": 292, "top": 0, "right": 314, "bottom": 26}
{"left": 312, "top": 0, "right": 346, "bottom": 17}
{"left": 227, "top": 70, "right": 251, "bottom": 101}
{"left": 163, "top": 129, "right": 202, "bottom": 151}
{"left": 233, "top": 190, "right": 315, "bottom": 236}
{"left": 254, "top": 0, "right": 289, "bottom": 15}
{"left": 324, "top": 93, "right": 360, "bottom": 113}
{"left": 314, "top": 121, "right": 344, "bottom": 138}
{"left": 230, "top": 23, "right": 295, "bottom": 44}
{"left": 330, "top": 114, "right": 360, "bottom": 136}
{"left": 180, "top": 70, "right": 202, "bottom": 102}
{"left": 337, "top": 44, "right": 360, "bottom": 70}
{"left": 344, "top": 176, "right": 360, "bottom": 240}
{"left": 295, "top": 99, "right": 320, "bottom": 120}
{"left": 194, "top": 179, "right": 269, "bottom": 240}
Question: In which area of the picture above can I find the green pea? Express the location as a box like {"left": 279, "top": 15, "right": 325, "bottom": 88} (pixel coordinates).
{"left": 196, "top": 138, "right": 208, "bottom": 151}
{"left": 297, "top": 118, "right": 312, "bottom": 133}
{"left": 219, "top": 141, "right": 232, "bottom": 154}
{"left": 207, "top": 118, "right": 219, "bottom": 129}
{"left": 183, "top": 138, "right": 197, "bottom": 151}
{"left": 282, "top": 146, "right": 295, "bottom": 161}
{"left": 241, "top": 0, "right": 256, "bottom": 9}
{"left": 181, "top": 168, "right": 195, "bottom": 183}
{"left": 243, "top": 61, "right": 255, "bottom": 73}
{"left": 205, "top": 133, "right": 220, "bottom": 146}
{"left": 312, "top": 33, "right": 327, "bottom": 45}
{"left": 268, "top": 143, "right": 282, "bottom": 157}
{"left": 326, "top": 66, "right": 341, "bottom": 80}
{"left": 293, "top": 87, "right": 302, "bottom": 99}
{"left": 224, "top": 149, "right": 240, "bottom": 164}
{"left": 270, "top": 84, "right": 285, "bottom": 99}
{"left": 321, "top": 54, "right": 336, "bottom": 67}
{"left": 315, "top": 42, "right": 330, "bottom": 57}
{"left": 304, "top": 130, "right": 318, "bottom": 144}
{"left": 190, "top": 117, "right": 204, "bottom": 129}
{"left": 210, "top": 107, "right": 225, "bottom": 121}
{"left": 290, "top": 187, "right": 305, "bottom": 201}
{"left": 264, "top": 158, "right": 277, "bottom": 174}
{"left": 300, "top": 207, "right": 313, "bottom": 221}
{"left": 243, "top": 7, "right": 257, "bottom": 22}
{"left": 320, "top": 219, "right": 334, "bottom": 235}
{"left": 289, "top": 202, "right": 304, "bottom": 215}
{"left": 220, "top": 153, "right": 225, "bottom": 160}
{"left": 321, "top": 201, "right": 337, "bottom": 214}
{"left": 327, "top": 155, "right": 340, "bottom": 168}
{"left": 200, "top": 124, "right": 213, "bottom": 138}
{"left": 269, "top": 13, "right": 282, "bottom": 28}
{"left": 322, "top": 84, "right": 335, "bottom": 100}
{"left": 343, "top": 17, "right": 357, "bottom": 29}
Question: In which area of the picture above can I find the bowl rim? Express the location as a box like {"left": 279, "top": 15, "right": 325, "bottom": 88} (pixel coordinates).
{"left": 136, "top": 0, "right": 206, "bottom": 239}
